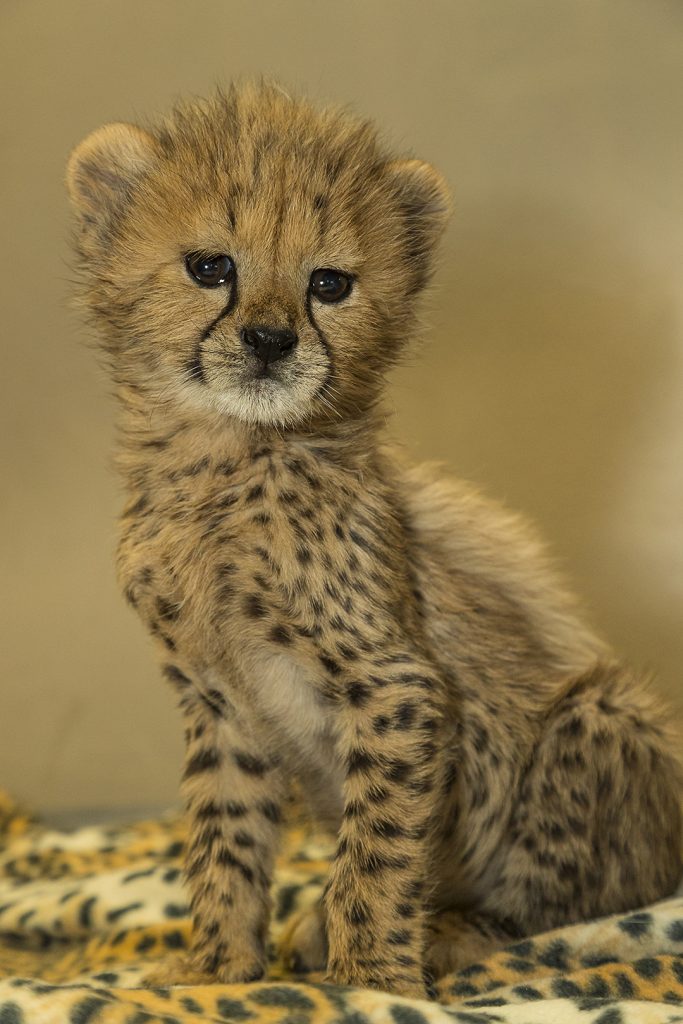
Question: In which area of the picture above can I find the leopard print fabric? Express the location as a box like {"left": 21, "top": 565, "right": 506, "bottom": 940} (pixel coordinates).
{"left": 0, "top": 789, "right": 681, "bottom": 1024}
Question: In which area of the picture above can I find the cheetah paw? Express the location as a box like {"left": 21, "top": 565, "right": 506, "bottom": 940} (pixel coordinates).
{"left": 143, "top": 951, "right": 265, "bottom": 987}
{"left": 278, "top": 903, "right": 327, "bottom": 974}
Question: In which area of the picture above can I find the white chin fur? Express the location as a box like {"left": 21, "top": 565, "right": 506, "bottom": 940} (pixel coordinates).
{"left": 205, "top": 378, "right": 318, "bottom": 428}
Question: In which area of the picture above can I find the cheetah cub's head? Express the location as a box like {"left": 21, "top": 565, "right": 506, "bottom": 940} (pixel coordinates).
{"left": 67, "top": 83, "right": 450, "bottom": 429}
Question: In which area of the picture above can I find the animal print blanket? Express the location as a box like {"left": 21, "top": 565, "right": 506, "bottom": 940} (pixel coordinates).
{"left": 0, "top": 789, "right": 681, "bottom": 1024}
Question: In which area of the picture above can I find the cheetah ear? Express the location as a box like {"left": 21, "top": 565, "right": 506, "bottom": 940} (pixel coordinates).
{"left": 66, "top": 122, "right": 157, "bottom": 234}
{"left": 385, "top": 160, "right": 452, "bottom": 290}
{"left": 386, "top": 158, "right": 452, "bottom": 235}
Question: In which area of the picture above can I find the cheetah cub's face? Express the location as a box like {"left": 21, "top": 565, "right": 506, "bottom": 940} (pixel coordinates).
{"left": 67, "top": 85, "right": 450, "bottom": 427}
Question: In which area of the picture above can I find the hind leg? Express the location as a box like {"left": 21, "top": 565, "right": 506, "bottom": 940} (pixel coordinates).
{"left": 279, "top": 900, "right": 510, "bottom": 981}
{"left": 424, "top": 909, "right": 513, "bottom": 979}
{"left": 281, "top": 663, "right": 681, "bottom": 980}
{"left": 480, "top": 662, "right": 682, "bottom": 934}
{"left": 279, "top": 900, "right": 327, "bottom": 975}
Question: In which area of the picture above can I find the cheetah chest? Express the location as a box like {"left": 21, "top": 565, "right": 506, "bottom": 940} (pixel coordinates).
{"left": 242, "top": 647, "right": 345, "bottom": 813}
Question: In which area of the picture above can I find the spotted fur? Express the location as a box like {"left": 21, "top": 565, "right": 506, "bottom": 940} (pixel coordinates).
{"left": 66, "top": 82, "right": 682, "bottom": 997}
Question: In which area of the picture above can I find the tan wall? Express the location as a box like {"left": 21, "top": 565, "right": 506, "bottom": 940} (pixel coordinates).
{"left": 1, "top": 0, "right": 682, "bottom": 818}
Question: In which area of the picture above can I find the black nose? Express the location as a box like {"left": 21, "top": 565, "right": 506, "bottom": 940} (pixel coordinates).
{"left": 241, "top": 326, "right": 298, "bottom": 365}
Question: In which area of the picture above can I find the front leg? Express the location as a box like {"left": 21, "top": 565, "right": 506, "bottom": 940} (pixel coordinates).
{"left": 147, "top": 672, "right": 284, "bottom": 985}
{"left": 325, "top": 655, "right": 445, "bottom": 998}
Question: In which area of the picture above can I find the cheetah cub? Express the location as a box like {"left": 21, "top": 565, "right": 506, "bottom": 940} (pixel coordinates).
{"left": 67, "top": 83, "right": 681, "bottom": 998}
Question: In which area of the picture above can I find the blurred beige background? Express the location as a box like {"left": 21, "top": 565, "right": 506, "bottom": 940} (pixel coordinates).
{"left": 1, "top": 0, "right": 682, "bottom": 821}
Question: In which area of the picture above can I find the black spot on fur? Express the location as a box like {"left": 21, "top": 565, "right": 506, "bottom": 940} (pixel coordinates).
{"left": 559, "top": 714, "right": 585, "bottom": 738}
{"left": 614, "top": 972, "right": 635, "bottom": 998}
{"left": 69, "top": 997, "right": 108, "bottom": 1024}
{"left": 348, "top": 901, "right": 369, "bottom": 926}
{"left": 269, "top": 624, "right": 293, "bottom": 646}
{"left": 225, "top": 800, "right": 248, "bottom": 818}
{"left": 275, "top": 885, "right": 299, "bottom": 921}
{"left": 249, "top": 987, "right": 315, "bottom": 1010}
{"left": 200, "top": 690, "right": 229, "bottom": 717}
{"left": 183, "top": 749, "right": 221, "bottom": 778}
{"left": 244, "top": 594, "right": 267, "bottom": 618}
{"left": 180, "top": 996, "right": 204, "bottom": 1014}
{"left": 245, "top": 483, "right": 264, "bottom": 503}
{"left": 122, "top": 867, "right": 156, "bottom": 884}
{"left": 633, "top": 957, "right": 662, "bottom": 979}
{"left": 123, "top": 494, "right": 150, "bottom": 518}
{"left": 193, "top": 802, "right": 220, "bottom": 819}
{"left": 106, "top": 902, "right": 143, "bottom": 922}
{"left": 384, "top": 759, "right": 413, "bottom": 783}
{"left": 233, "top": 752, "right": 268, "bottom": 776}
{"left": 216, "top": 848, "right": 254, "bottom": 884}
{"left": 216, "top": 492, "right": 238, "bottom": 510}
{"left": 296, "top": 545, "right": 312, "bottom": 565}
{"left": 78, "top": 896, "right": 96, "bottom": 929}
{"left": 161, "top": 663, "right": 191, "bottom": 688}
{"left": 372, "top": 818, "right": 407, "bottom": 839}
{"left": 319, "top": 654, "right": 342, "bottom": 676}
{"left": 347, "top": 748, "right": 374, "bottom": 774}
{"left": 343, "top": 799, "right": 364, "bottom": 818}
{"left": 258, "top": 800, "right": 281, "bottom": 823}
{"left": 505, "top": 957, "right": 535, "bottom": 974}
{"left": 359, "top": 850, "right": 411, "bottom": 874}
{"left": 216, "top": 996, "right": 259, "bottom": 1018}
{"left": 169, "top": 456, "right": 210, "bottom": 480}
{"left": 135, "top": 934, "right": 156, "bottom": 953}
{"left": 471, "top": 721, "right": 489, "bottom": 753}
{"left": 394, "top": 700, "right": 418, "bottom": 729}
{"left": 388, "top": 1004, "right": 429, "bottom": 1024}
{"left": 512, "top": 985, "right": 543, "bottom": 1000}
{"left": 538, "top": 939, "right": 569, "bottom": 971}
{"left": 618, "top": 912, "right": 653, "bottom": 939}
{"left": 156, "top": 595, "right": 180, "bottom": 622}
{"left": 163, "top": 929, "right": 187, "bottom": 949}
{"left": 396, "top": 903, "right": 416, "bottom": 918}
{"left": 347, "top": 681, "right": 370, "bottom": 706}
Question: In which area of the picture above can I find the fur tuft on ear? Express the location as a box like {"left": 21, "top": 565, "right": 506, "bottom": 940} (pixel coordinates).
{"left": 66, "top": 122, "right": 157, "bottom": 233}
{"left": 384, "top": 159, "right": 452, "bottom": 291}
{"left": 386, "top": 158, "right": 452, "bottom": 228}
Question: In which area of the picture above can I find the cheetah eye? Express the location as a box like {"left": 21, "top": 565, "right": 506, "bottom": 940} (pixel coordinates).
{"left": 309, "top": 268, "right": 353, "bottom": 304}
{"left": 185, "top": 252, "right": 234, "bottom": 288}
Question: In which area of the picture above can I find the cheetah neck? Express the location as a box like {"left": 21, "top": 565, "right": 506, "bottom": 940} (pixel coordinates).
{"left": 113, "top": 382, "right": 388, "bottom": 490}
